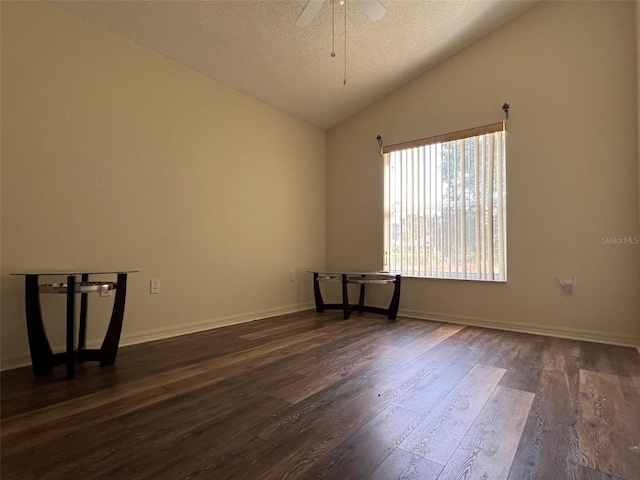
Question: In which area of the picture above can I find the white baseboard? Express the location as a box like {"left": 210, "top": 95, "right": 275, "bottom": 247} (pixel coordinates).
{"left": 320, "top": 299, "right": 640, "bottom": 349}
{"left": 0, "top": 302, "right": 314, "bottom": 372}
{"left": 400, "top": 308, "right": 640, "bottom": 348}
{"left": 318, "top": 300, "right": 640, "bottom": 349}
{"left": 118, "top": 302, "right": 315, "bottom": 348}
{"left": 3, "top": 302, "right": 637, "bottom": 371}
{"left": 1, "top": 353, "right": 36, "bottom": 371}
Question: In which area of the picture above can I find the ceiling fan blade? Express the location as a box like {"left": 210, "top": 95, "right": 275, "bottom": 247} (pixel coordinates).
{"left": 296, "top": 0, "right": 326, "bottom": 27}
{"left": 354, "top": 0, "right": 386, "bottom": 21}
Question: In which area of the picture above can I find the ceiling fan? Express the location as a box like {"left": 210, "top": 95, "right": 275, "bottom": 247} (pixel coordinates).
{"left": 296, "top": 0, "right": 386, "bottom": 27}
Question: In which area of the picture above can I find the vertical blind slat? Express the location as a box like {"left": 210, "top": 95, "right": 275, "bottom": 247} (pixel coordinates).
{"left": 446, "top": 142, "right": 452, "bottom": 278}
{"left": 411, "top": 148, "right": 420, "bottom": 275}
{"left": 497, "top": 133, "right": 506, "bottom": 280}
{"left": 460, "top": 140, "right": 467, "bottom": 279}
{"left": 437, "top": 143, "right": 443, "bottom": 277}
{"left": 453, "top": 141, "right": 459, "bottom": 279}
{"left": 474, "top": 137, "right": 482, "bottom": 279}
{"left": 384, "top": 153, "right": 389, "bottom": 270}
{"left": 488, "top": 134, "right": 495, "bottom": 279}
{"left": 400, "top": 150, "right": 405, "bottom": 273}
{"left": 427, "top": 145, "right": 433, "bottom": 276}
{"left": 419, "top": 148, "right": 424, "bottom": 276}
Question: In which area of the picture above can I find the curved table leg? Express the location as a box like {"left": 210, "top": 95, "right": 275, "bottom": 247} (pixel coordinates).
{"left": 341, "top": 274, "right": 350, "bottom": 319}
{"left": 66, "top": 275, "right": 76, "bottom": 379}
{"left": 100, "top": 273, "right": 128, "bottom": 366}
{"left": 25, "top": 275, "right": 54, "bottom": 375}
{"left": 388, "top": 275, "right": 401, "bottom": 320}
{"left": 358, "top": 283, "right": 366, "bottom": 313}
{"left": 313, "top": 272, "right": 325, "bottom": 313}
{"left": 77, "top": 273, "right": 89, "bottom": 362}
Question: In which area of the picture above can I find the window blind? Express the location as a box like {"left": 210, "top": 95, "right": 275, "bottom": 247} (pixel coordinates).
{"left": 383, "top": 122, "right": 506, "bottom": 281}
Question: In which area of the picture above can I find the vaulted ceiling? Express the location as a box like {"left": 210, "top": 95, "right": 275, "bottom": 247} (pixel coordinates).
{"left": 53, "top": 0, "right": 539, "bottom": 129}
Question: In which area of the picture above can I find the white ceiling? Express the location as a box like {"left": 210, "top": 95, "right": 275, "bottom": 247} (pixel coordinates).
{"left": 52, "top": 0, "right": 539, "bottom": 129}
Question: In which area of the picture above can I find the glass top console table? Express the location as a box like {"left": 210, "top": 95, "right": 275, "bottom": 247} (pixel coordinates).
{"left": 10, "top": 270, "right": 138, "bottom": 379}
{"left": 309, "top": 271, "right": 401, "bottom": 320}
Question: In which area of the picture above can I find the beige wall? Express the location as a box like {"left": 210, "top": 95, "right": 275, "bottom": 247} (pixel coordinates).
{"left": 327, "top": 1, "right": 640, "bottom": 345}
{"left": 1, "top": 2, "right": 326, "bottom": 368}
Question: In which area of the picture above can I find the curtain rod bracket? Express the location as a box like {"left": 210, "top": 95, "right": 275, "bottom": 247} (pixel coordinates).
{"left": 376, "top": 134, "right": 383, "bottom": 155}
{"left": 502, "top": 102, "right": 510, "bottom": 120}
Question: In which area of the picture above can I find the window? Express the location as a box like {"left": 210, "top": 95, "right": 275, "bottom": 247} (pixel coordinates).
{"left": 383, "top": 122, "right": 506, "bottom": 281}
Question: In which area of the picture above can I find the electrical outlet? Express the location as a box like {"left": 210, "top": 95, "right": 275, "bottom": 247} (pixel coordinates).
{"left": 289, "top": 270, "right": 295, "bottom": 282}
{"left": 150, "top": 279, "right": 160, "bottom": 294}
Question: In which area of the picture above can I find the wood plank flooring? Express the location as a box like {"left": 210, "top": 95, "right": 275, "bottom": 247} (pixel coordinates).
{"left": 2, "top": 310, "right": 639, "bottom": 479}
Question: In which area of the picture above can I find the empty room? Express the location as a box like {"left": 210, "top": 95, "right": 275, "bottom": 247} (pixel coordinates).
{"left": 1, "top": 1, "right": 639, "bottom": 479}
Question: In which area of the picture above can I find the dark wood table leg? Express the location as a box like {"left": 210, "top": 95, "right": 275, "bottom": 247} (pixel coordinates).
{"left": 78, "top": 274, "right": 89, "bottom": 362}
{"left": 100, "top": 273, "right": 128, "bottom": 366}
{"left": 388, "top": 275, "right": 401, "bottom": 320}
{"left": 24, "top": 275, "right": 54, "bottom": 375}
{"left": 66, "top": 275, "right": 76, "bottom": 380}
{"left": 313, "top": 272, "right": 325, "bottom": 312}
{"left": 341, "top": 274, "right": 350, "bottom": 319}
{"left": 358, "top": 282, "right": 366, "bottom": 313}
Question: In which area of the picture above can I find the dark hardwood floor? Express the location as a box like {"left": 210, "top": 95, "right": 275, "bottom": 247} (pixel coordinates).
{"left": 2, "top": 310, "right": 639, "bottom": 479}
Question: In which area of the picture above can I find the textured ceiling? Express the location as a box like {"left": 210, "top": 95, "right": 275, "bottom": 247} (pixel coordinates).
{"left": 52, "top": 0, "right": 539, "bottom": 129}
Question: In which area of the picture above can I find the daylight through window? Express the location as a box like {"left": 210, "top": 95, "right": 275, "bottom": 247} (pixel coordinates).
{"left": 383, "top": 122, "right": 506, "bottom": 281}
